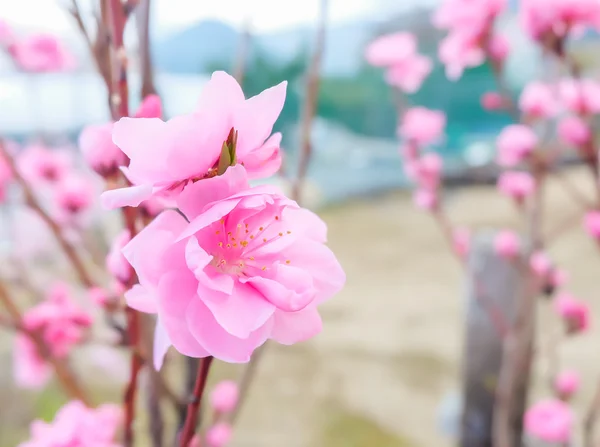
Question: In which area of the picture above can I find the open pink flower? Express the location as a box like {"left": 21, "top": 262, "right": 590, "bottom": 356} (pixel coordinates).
{"left": 123, "top": 165, "right": 345, "bottom": 366}
{"left": 496, "top": 125, "right": 538, "bottom": 167}
{"left": 554, "top": 370, "right": 580, "bottom": 399}
{"left": 210, "top": 380, "right": 239, "bottom": 414}
{"left": 384, "top": 54, "right": 432, "bottom": 93}
{"left": 497, "top": 171, "right": 535, "bottom": 202}
{"left": 107, "top": 230, "right": 132, "bottom": 284}
{"left": 18, "top": 400, "right": 122, "bottom": 447}
{"left": 554, "top": 292, "right": 589, "bottom": 334}
{"left": 494, "top": 230, "right": 520, "bottom": 259}
{"left": 79, "top": 123, "right": 127, "bottom": 177}
{"left": 558, "top": 116, "right": 591, "bottom": 147}
{"left": 17, "top": 144, "right": 72, "bottom": 185}
{"left": 520, "top": 0, "right": 600, "bottom": 40}
{"left": 365, "top": 32, "right": 418, "bottom": 67}
{"left": 583, "top": 210, "right": 600, "bottom": 240}
{"left": 399, "top": 108, "right": 446, "bottom": 146}
{"left": 9, "top": 33, "right": 75, "bottom": 73}
{"left": 519, "top": 81, "right": 558, "bottom": 119}
{"left": 438, "top": 31, "right": 485, "bottom": 80}
{"left": 206, "top": 423, "right": 233, "bottom": 447}
{"left": 481, "top": 92, "right": 505, "bottom": 111}
{"left": 102, "top": 71, "right": 286, "bottom": 209}
{"left": 53, "top": 174, "right": 96, "bottom": 225}
{"left": 524, "top": 398, "right": 573, "bottom": 444}
{"left": 559, "top": 78, "right": 600, "bottom": 115}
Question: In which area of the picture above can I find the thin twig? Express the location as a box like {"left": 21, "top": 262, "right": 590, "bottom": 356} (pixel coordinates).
{"left": 584, "top": 376, "right": 600, "bottom": 447}
{"left": 179, "top": 357, "right": 214, "bottom": 447}
{"left": 135, "top": 0, "right": 157, "bottom": 98}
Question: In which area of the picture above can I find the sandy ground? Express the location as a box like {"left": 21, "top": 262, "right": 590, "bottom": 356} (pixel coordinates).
{"left": 2, "top": 165, "right": 600, "bottom": 446}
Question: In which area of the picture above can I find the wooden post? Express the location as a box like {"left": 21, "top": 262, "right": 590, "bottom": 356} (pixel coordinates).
{"left": 460, "top": 231, "right": 533, "bottom": 447}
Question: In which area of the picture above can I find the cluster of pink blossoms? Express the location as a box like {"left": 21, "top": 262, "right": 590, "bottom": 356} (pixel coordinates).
{"left": 433, "top": 0, "right": 508, "bottom": 80}
{"left": 15, "top": 283, "right": 92, "bottom": 389}
{"left": 19, "top": 401, "right": 122, "bottom": 447}
{"left": 101, "top": 72, "right": 345, "bottom": 365}
{"left": 364, "top": 32, "right": 432, "bottom": 93}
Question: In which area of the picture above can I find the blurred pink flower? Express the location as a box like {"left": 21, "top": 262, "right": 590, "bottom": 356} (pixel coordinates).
{"left": 494, "top": 230, "right": 520, "bottom": 259}
{"left": 79, "top": 122, "right": 127, "bottom": 177}
{"left": 559, "top": 78, "right": 600, "bottom": 115}
{"left": 9, "top": 33, "right": 75, "bottom": 73}
{"left": 384, "top": 54, "right": 432, "bottom": 93}
{"left": 134, "top": 94, "right": 163, "bottom": 118}
{"left": 438, "top": 31, "right": 485, "bottom": 80}
{"left": 519, "top": 82, "right": 558, "bottom": 119}
{"left": 554, "top": 292, "right": 589, "bottom": 333}
{"left": 496, "top": 125, "right": 538, "bottom": 167}
{"left": 411, "top": 153, "right": 443, "bottom": 190}
{"left": 520, "top": 0, "right": 600, "bottom": 40}
{"left": 17, "top": 145, "right": 72, "bottom": 185}
{"left": 106, "top": 230, "right": 132, "bottom": 284}
{"left": 0, "top": 20, "right": 14, "bottom": 46}
{"left": 102, "top": 71, "right": 286, "bottom": 209}
{"left": 413, "top": 188, "right": 438, "bottom": 211}
{"left": 53, "top": 175, "right": 96, "bottom": 225}
{"left": 452, "top": 227, "right": 470, "bottom": 259}
{"left": 558, "top": 116, "right": 591, "bottom": 147}
{"left": 524, "top": 398, "right": 573, "bottom": 444}
{"left": 399, "top": 107, "right": 446, "bottom": 146}
{"left": 488, "top": 34, "right": 510, "bottom": 62}
{"left": 584, "top": 210, "right": 600, "bottom": 240}
{"left": 497, "top": 171, "right": 535, "bottom": 201}
{"left": 18, "top": 400, "right": 122, "bottom": 447}
{"left": 365, "top": 32, "right": 417, "bottom": 67}
{"left": 530, "top": 251, "right": 552, "bottom": 277}
{"left": 481, "top": 92, "right": 505, "bottom": 111}
{"left": 87, "top": 287, "right": 109, "bottom": 307}
{"left": 210, "top": 380, "right": 239, "bottom": 413}
{"left": 434, "top": 0, "right": 506, "bottom": 30}
{"left": 206, "top": 423, "right": 233, "bottom": 447}
{"left": 554, "top": 370, "right": 580, "bottom": 399}
{"left": 13, "top": 335, "right": 52, "bottom": 389}
{"left": 123, "top": 165, "right": 345, "bottom": 367}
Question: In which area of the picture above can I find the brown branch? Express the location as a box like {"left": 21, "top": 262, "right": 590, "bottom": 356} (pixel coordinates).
{"left": 0, "top": 280, "right": 90, "bottom": 404}
{"left": 292, "top": 0, "right": 328, "bottom": 204}
{"left": 107, "top": 0, "right": 130, "bottom": 120}
{"left": 179, "top": 357, "right": 214, "bottom": 447}
{"left": 584, "top": 376, "right": 600, "bottom": 447}
{"left": 135, "top": 0, "right": 157, "bottom": 97}
{"left": 0, "top": 141, "right": 95, "bottom": 288}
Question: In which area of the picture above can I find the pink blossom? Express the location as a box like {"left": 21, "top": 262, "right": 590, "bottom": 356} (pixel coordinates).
{"left": 584, "top": 210, "right": 600, "bottom": 240}
{"left": 524, "top": 398, "right": 573, "bottom": 444}
{"left": 559, "top": 78, "right": 600, "bottom": 115}
{"left": 206, "top": 423, "right": 233, "bottom": 447}
{"left": 554, "top": 370, "right": 580, "bottom": 399}
{"left": 365, "top": 32, "right": 418, "bottom": 67}
{"left": 411, "top": 153, "right": 443, "bottom": 190}
{"left": 18, "top": 400, "right": 122, "bottom": 447}
{"left": 0, "top": 20, "right": 14, "bottom": 46}
{"left": 53, "top": 175, "right": 95, "bottom": 225}
{"left": 496, "top": 125, "right": 538, "bottom": 167}
{"left": 399, "top": 107, "right": 446, "bottom": 146}
{"left": 17, "top": 145, "right": 72, "bottom": 185}
{"left": 88, "top": 287, "right": 109, "bottom": 307}
{"left": 413, "top": 188, "right": 438, "bottom": 211}
{"left": 438, "top": 31, "right": 485, "bottom": 80}
{"left": 13, "top": 335, "right": 52, "bottom": 389}
{"left": 520, "top": 0, "right": 600, "bottom": 40}
{"left": 107, "top": 230, "right": 132, "bottom": 284}
{"left": 9, "top": 33, "right": 75, "bottom": 73}
{"left": 558, "top": 116, "right": 591, "bottom": 147}
{"left": 497, "top": 171, "right": 535, "bottom": 201}
{"left": 210, "top": 380, "right": 239, "bottom": 413}
{"left": 488, "top": 34, "right": 510, "bottom": 62}
{"left": 123, "top": 165, "right": 345, "bottom": 366}
{"left": 519, "top": 82, "right": 558, "bottom": 119}
{"left": 135, "top": 94, "right": 163, "bottom": 118}
{"left": 452, "top": 227, "right": 470, "bottom": 259}
{"left": 434, "top": 0, "right": 506, "bottom": 30}
{"left": 79, "top": 122, "right": 127, "bottom": 177}
{"left": 384, "top": 54, "right": 432, "bottom": 93}
{"left": 494, "top": 230, "right": 520, "bottom": 258}
{"left": 530, "top": 251, "right": 552, "bottom": 277}
{"left": 481, "top": 92, "right": 505, "bottom": 111}
{"left": 102, "top": 71, "right": 286, "bottom": 209}
{"left": 554, "top": 292, "right": 589, "bottom": 333}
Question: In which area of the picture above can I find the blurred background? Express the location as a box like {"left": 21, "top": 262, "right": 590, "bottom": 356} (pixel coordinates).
{"left": 1, "top": 1, "right": 600, "bottom": 446}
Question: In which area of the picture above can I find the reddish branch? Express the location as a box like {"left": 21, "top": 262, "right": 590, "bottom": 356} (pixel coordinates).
{"left": 135, "top": 0, "right": 157, "bottom": 97}
{"left": 292, "top": 0, "right": 328, "bottom": 204}
{"left": 179, "top": 357, "right": 214, "bottom": 447}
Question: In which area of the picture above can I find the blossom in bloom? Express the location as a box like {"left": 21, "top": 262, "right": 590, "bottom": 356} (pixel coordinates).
{"left": 497, "top": 171, "right": 535, "bottom": 202}
{"left": 135, "top": 94, "right": 163, "bottom": 118}
{"left": 524, "top": 398, "right": 573, "bottom": 444}
{"left": 384, "top": 54, "right": 432, "bottom": 93}
{"left": 123, "top": 165, "right": 345, "bottom": 366}
{"left": 481, "top": 92, "right": 505, "bottom": 111}
{"left": 488, "top": 34, "right": 510, "bottom": 62}
{"left": 519, "top": 81, "right": 558, "bottom": 119}
{"left": 79, "top": 122, "right": 127, "bottom": 177}
{"left": 53, "top": 174, "right": 96, "bottom": 225}
{"left": 520, "top": 0, "right": 600, "bottom": 41}
{"left": 399, "top": 107, "right": 446, "bottom": 146}
{"left": 494, "top": 230, "right": 520, "bottom": 259}
{"left": 14, "top": 283, "right": 92, "bottom": 388}
{"left": 210, "top": 380, "right": 239, "bottom": 414}
{"left": 558, "top": 116, "right": 591, "bottom": 147}
{"left": 106, "top": 230, "right": 132, "bottom": 284}
{"left": 496, "top": 125, "right": 538, "bottom": 167}
{"left": 583, "top": 211, "right": 600, "bottom": 240}
{"left": 18, "top": 400, "right": 122, "bottom": 447}
{"left": 559, "top": 78, "right": 600, "bottom": 115}
{"left": 452, "top": 227, "right": 470, "bottom": 259}
{"left": 206, "top": 423, "right": 233, "bottom": 447}
{"left": 102, "top": 71, "right": 286, "bottom": 209}
{"left": 554, "top": 370, "right": 580, "bottom": 399}
{"left": 438, "top": 32, "right": 485, "bottom": 81}
{"left": 17, "top": 144, "right": 72, "bottom": 185}
{"left": 8, "top": 33, "right": 75, "bottom": 72}
{"left": 554, "top": 292, "right": 589, "bottom": 334}
{"left": 530, "top": 251, "right": 552, "bottom": 277}
{"left": 413, "top": 188, "right": 438, "bottom": 211}
{"left": 365, "top": 32, "right": 418, "bottom": 67}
